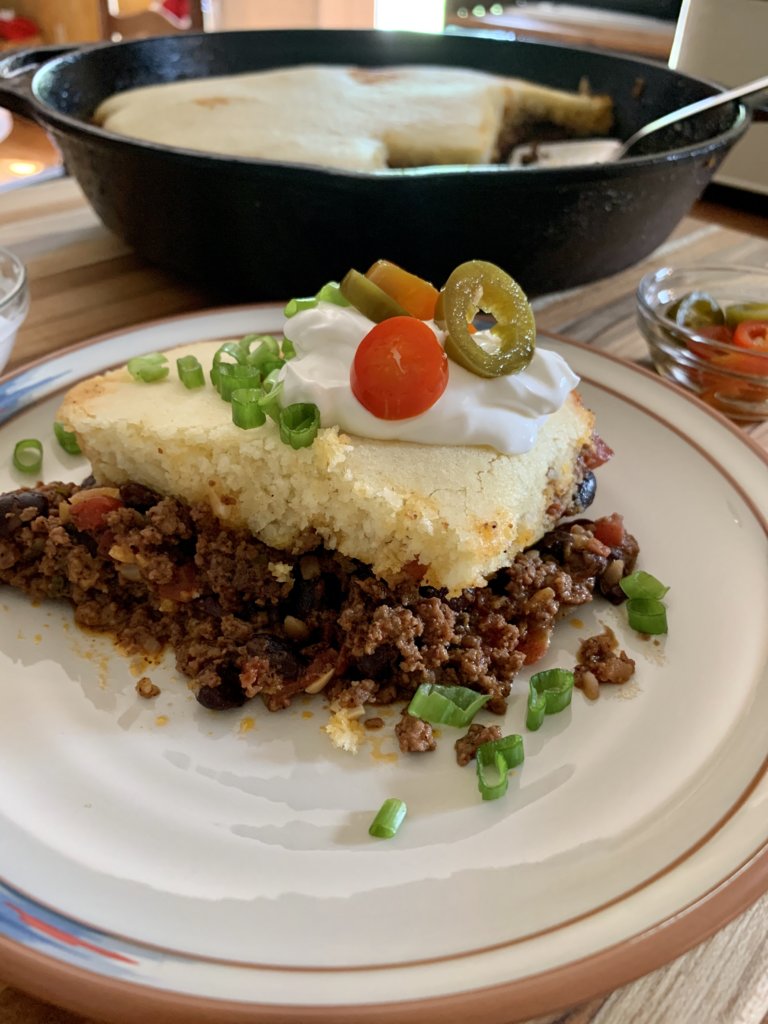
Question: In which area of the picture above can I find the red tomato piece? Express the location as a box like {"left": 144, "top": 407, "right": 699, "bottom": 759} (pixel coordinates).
{"left": 592, "top": 513, "right": 626, "bottom": 549}
{"left": 686, "top": 324, "right": 734, "bottom": 360}
{"left": 518, "top": 625, "right": 551, "bottom": 666}
{"left": 69, "top": 495, "right": 123, "bottom": 532}
{"left": 733, "top": 320, "right": 768, "bottom": 351}
{"left": 350, "top": 316, "right": 449, "bottom": 420}
{"left": 583, "top": 433, "right": 614, "bottom": 470}
{"left": 711, "top": 351, "right": 768, "bottom": 378}
{"left": 157, "top": 562, "right": 201, "bottom": 603}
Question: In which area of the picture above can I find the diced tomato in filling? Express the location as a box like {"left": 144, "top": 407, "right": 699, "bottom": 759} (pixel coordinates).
{"left": 518, "top": 625, "right": 551, "bottom": 666}
{"left": 69, "top": 496, "right": 123, "bottom": 532}
{"left": 583, "top": 433, "right": 614, "bottom": 470}
{"left": 157, "top": 562, "right": 201, "bottom": 603}
{"left": 593, "top": 512, "right": 626, "bottom": 549}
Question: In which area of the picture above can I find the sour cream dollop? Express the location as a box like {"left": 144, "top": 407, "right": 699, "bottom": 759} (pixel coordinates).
{"left": 280, "top": 303, "right": 579, "bottom": 455}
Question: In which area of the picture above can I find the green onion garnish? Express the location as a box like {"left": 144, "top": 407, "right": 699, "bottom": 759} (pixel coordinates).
{"left": 127, "top": 353, "right": 169, "bottom": 383}
{"left": 476, "top": 735, "right": 524, "bottom": 801}
{"left": 284, "top": 281, "right": 351, "bottom": 318}
{"left": 369, "top": 798, "right": 407, "bottom": 839}
{"left": 258, "top": 375, "right": 284, "bottom": 423}
{"left": 217, "top": 362, "right": 262, "bottom": 402}
{"left": 620, "top": 570, "right": 669, "bottom": 601}
{"left": 211, "top": 342, "right": 246, "bottom": 389}
{"left": 53, "top": 421, "right": 81, "bottom": 455}
{"left": 231, "top": 388, "right": 267, "bottom": 430}
{"left": 13, "top": 438, "right": 43, "bottom": 474}
{"left": 526, "top": 668, "right": 575, "bottom": 731}
{"left": 620, "top": 570, "right": 669, "bottom": 634}
{"left": 241, "top": 333, "right": 279, "bottom": 359}
{"left": 279, "top": 403, "right": 320, "bottom": 450}
{"left": 283, "top": 296, "right": 318, "bottom": 318}
{"left": 315, "top": 282, "right": 351, "bottom": 307}
{"left": 406, "top": 683, "right": 490, "bottom": 728}
{"left": 626, "top": 597, "right": 668, "bottom": 635}
{"left": 176, "top": 354, "right": 205, "bottom": 389}
{"left": 281, "top": 338, "right": 296, "bottom": 360}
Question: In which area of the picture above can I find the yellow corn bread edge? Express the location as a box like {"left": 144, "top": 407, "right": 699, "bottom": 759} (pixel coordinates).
{"left": 58, "top": 340, "right": 594, "bottom": 594}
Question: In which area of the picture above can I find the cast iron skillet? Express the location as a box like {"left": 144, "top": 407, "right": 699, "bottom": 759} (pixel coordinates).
{"left": 0, "top": 30, "right": 750, "bottom": 299}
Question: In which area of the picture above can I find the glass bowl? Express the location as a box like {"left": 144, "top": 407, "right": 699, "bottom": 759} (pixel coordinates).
{"left": 0, "top": 246, "right": 29, "bottom": 375}
{"left": 636, "top": 264, "right": 768, "bottom": 422}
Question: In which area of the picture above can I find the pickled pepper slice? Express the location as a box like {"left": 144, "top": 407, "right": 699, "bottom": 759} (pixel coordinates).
{"left": 340, "top": 269, "right": 411, "bottom": 323}
{"left": 668, "top": 291, "right": 725, "bottom": 331}
{"left": 440, "top": 260, "right": 536, "bottom": 378}
{"left": 365, "top": 260, "right": 439, "bottom": 320}
{"left": 725, "top": 302, "right": 768, "bottom": 329}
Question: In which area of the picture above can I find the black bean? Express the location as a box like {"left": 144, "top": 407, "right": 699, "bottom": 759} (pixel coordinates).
{"left": 0, "top": 489, "right": 49, "bottom": 538}
{"left": 195, "top": 667, "right": 247, "bottom": 710}
{"left": 567, "top": 471, "right": 597, "bottom": 514}
{"left": 119, "top": 482, "right": 161, "bottom": 511}
{"left": 352, "top": 643, "right": 397, "bottom": 679}
{"left": 245, "top": 634, "right": 303, "bottom": 680}
{"left": 289, "top": 572, "right": 341, "bottom": 619}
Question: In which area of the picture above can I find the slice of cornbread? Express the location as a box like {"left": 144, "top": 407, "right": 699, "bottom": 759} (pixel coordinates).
{"left": 58, "top": 341, "right": 594, "bottom": 594}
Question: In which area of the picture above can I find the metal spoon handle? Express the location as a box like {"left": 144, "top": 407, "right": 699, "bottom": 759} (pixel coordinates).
{"left": 618, "top": 73, "right": 768, "bottom": 158}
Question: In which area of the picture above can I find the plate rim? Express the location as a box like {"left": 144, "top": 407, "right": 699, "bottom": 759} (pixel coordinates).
{"left": 1, "top": 306, "right": 767, "bottom": 1024}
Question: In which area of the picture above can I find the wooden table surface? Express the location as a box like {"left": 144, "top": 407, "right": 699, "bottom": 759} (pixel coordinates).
{"left": 0, "top": 177, "right": 767, "bottom": 1024}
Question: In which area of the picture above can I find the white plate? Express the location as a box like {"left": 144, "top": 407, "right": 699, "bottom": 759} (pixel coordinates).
{"left": 0, "top": 307, "right": 767, "bottom": 1024}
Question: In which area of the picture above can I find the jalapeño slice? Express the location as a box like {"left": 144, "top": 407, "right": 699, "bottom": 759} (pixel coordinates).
{"left": 440, "top": 260, "right": 536, "bottom": 378}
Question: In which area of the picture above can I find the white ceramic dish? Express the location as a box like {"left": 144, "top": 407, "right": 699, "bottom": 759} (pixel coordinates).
{"left": 0, "top": 307, "right": 766, "bottom": 1024}
{"left": 0, "top": 245, "right": 28, "bottom": 374}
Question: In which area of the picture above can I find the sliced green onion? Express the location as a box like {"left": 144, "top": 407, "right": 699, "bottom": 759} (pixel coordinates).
{"left": 620, "top": 570, "right": 670, "bottom": 601}
{"left": 176, "top": 354, "right": 205, "bottom": 389}
{"left": 284, "top": 296, "right": 318, "bottom": 318}
{"left": 315, "top": 281, "right": 350, "bottom": 307}
{"left": 127, "top": 353, "right": 169, "bottom": 383}
{"left": 476, "top": 734, "right": 524, "bottom": 801}
{"left": 53, "top": 421, "right": 81, "bottom": 456}
{"left": 526, "top": 668, "right": 575, "bottom": 731}
{"left": 217, "top": 362, "right": 263, "bottom": 402}
{"left": 627, "top": 597, "right": 668, "bottom": 635}
{"left": 231, "top": 388, "right": 267, "bottom": 430}
{"left": 258, "top": 376, "right": 284, "bottom": 423}
{"left": 281, "top": 338, "right": 296, "bottom": 361}
{"left": 13, "top": 438, "right": 43, "bottom": 474}
{"left": 407, "top": 683, "right": 490, "bottom": 728}
{"left": 284, "top": 281, "right": 350, "bottom": 319}
{"left": 242, "top": 335, "right": 280, "bottom": 367}
{"left": 211, "top": 342, "right": 246, "bottom": 388}
{"left": 279, "top": 403, "right": 320, "bottom": 450}
{"left": 368, "top": 798, "right": 407, "bottom": 839}
{"left": 239, "top": 332, "right": 278, "bottom": 356}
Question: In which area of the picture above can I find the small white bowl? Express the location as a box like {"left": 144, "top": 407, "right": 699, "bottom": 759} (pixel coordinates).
{"left": 0, "top": 246, "right": 29, "bottom": 375}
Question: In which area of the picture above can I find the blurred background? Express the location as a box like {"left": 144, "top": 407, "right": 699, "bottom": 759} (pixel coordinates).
{"left": 0, "top": 0, "right": 762, "bottom": 195}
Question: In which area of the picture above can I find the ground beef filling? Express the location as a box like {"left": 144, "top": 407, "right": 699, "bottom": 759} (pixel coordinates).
{"left": 0, "top": 480, "right": 639, "bottom": 714}
{"left": 574, "top": 625, "right": 637, "bottom": 700}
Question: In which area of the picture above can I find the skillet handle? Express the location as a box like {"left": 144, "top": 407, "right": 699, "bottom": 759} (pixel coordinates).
{"left": 0, "top": 45, "right": 80, "bottom": 119}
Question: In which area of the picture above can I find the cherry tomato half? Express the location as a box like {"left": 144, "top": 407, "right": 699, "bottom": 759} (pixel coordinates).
{"left": 350, "top": 316, "right": 448, "bottom": 420}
